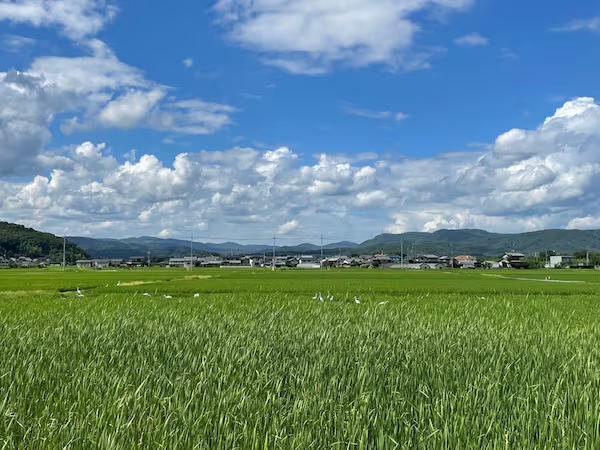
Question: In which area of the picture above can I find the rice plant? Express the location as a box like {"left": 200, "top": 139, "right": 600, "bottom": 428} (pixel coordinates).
{"left": 1, "top": 268, "right": 600, "bottom": 448}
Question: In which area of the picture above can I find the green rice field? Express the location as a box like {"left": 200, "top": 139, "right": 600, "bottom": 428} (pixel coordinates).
{"left": 2, "top": 267, "right": 600, "bottom": 448}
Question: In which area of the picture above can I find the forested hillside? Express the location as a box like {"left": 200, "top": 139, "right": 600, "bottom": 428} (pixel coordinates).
{"left": 0, "top": 222, "right": 89, "bottom": 262}
{"left": 359, "top": 229, "right": 600, "bottom": 256}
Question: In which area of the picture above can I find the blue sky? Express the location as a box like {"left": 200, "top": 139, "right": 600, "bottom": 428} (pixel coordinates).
{"left": 1, "top": 0, "right": 600, "bottom": 245}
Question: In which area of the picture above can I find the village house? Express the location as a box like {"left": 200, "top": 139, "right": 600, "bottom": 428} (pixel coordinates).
{"left": 168, "top": 256, "right": 198, "bottom": 269}
{"left": 391, "top": 262, "right": 445, "bottom": 270}
{"left": 483, "top": 260, "right": 502, "bottom": 269}
{"left": 501, "top": 252, "right": 527, "bottom": 268}
{"left": 411, "top": 254, "right": 441, "bottom": 264}
{"left": 455, "top": 255, "right": 478, "bottom": 269}
{"left": 76, "top": 258, "right": 124, "bottom": 269}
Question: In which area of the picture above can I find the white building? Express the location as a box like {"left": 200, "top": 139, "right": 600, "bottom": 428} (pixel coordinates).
{"left": 549, "top": 255, "right": 575, "bottom": 268}
{"left": 168, "top": 256, "right": 198, "bottom": 269}
{"left": 298, "top": 255, "right": 314, "bottom": 264}
{"left": 296, "top": 263, "right": 321, "bottom": 269}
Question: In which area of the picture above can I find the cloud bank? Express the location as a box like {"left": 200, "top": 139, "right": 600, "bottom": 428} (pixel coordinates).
{"left": 2, "top": 98, "right": 600, "bottom": 243}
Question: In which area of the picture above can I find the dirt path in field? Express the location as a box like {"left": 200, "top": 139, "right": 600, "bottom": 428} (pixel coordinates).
{"left": 120, "top": 281, "right": 156, "bottom": 286}
{"left": 0, "top": 290, "right": 51, "bottom": 296}
{"left": 115, "top": 275, "right": 215, "bottom": 287}
{"left": 482, "top": 274, "right": 586, "bottom": 284}
{"left": 512, "top": 277, "right": 585, "bottom": 284}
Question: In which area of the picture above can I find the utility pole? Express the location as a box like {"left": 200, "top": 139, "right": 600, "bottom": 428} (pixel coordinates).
{"left": 587, "top": 247, "right": 590, "bottom": 266}
{"left": 450, "top": 243, "right": 454, "bottom": 270}
{"left": 272, "top": 235, "right": 276, "bottom": 271}
{"left": 320, "top": 235, "right": 324, "bottom": 270}
{"left": 190, "top": 233, "right": 193, "bottom": 271}
{"left": 400, "top": 237, "right": 404, "bottom": 268}
{"left": 147, "top": 249, "right": 151, "bottom": 268}
{"left": 62, "top": 234, "right": 66, "bottom": 271}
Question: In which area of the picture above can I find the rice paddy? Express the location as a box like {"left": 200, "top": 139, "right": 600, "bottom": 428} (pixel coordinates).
{"left": 2, "top": 268, "right": 600, "bottom": 448}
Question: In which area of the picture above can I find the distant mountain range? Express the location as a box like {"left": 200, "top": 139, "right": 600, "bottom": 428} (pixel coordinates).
{"left": 67, "top": 236, "right": 360, "bottom": 259}
{"left": 68, "top": 228, "right": 600, "bottom": 259}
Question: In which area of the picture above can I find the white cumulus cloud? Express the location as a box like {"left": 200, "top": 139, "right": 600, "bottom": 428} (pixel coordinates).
{"left": 214, "top": 0, "right": 475, "bottom": 74}
{"left": 277, "top": 220, "right": 299, "bottom": 235}
{"left": 0, "top": 0, "right": 118, "bottom": 40}
{"left": 0, "top": 2, "right": 237, "bottom": 176}
{"left": 0, "top": 40, "right": 236, "bottom": 175}
{"left": 97, "top": 89, "right": 166, "bottom": 129}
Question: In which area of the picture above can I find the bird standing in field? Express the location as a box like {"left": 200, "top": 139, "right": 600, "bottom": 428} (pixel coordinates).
{"left": 164, "top": 294, "right": 173, "bottom": 299}
{"left": 194, "top": 293, "right": 200, "bottom": 298}
{"left": 76, "top": 287, "right": 84, "bottom": 297}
